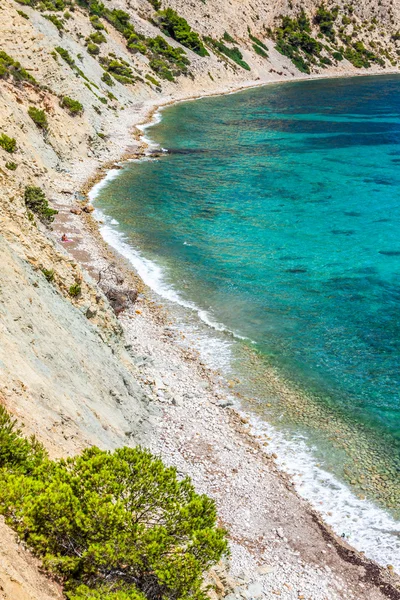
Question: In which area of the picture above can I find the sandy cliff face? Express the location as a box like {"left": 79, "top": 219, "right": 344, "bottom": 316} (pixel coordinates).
{"left": 0, "top": 0, "right": 399, "bottom": 597}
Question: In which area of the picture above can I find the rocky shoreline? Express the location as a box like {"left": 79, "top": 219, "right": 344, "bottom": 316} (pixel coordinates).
{"left": 48, "top": 77, "right": 400, "bottom": 600}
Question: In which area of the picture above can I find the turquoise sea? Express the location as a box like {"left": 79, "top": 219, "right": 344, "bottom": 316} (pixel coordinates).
{"left": 93, "top": 75, "right": 400, "bottom": 566}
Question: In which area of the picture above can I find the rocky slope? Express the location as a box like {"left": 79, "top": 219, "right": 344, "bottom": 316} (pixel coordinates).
{"left": 0, "top": 0, "right": 399, "bottom": 597}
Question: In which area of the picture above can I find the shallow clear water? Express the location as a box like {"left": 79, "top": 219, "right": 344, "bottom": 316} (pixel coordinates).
{"left": 95, "top": 75, "right": 400, "bottom": 553}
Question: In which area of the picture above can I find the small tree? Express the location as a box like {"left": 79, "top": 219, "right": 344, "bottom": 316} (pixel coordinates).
{"left": 0, "top": 405, "right": 47, "bottom": 474}
{"left": 28, "top": 106, "right": 48, "bottom": 130}
{"left": 0, "top": 133, "right": 17, "bottom": 153}
{"left": 61, "top": 96, "right": 83, "bottom": 115}
{"left": 24, "top": 186, "right": 58, "bottom": 224}
{"left": 0, "top": 446, "right": 228, "bottom": 600}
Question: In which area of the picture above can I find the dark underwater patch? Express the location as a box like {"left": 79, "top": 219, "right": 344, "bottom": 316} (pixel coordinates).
{"left": 331, "top": 229, "right": 356, "bottom": 235}
{"left": 364, "top": 177, "right": 395, "bottom": 186}
{"left": 379, "top": 250, "right": 400, "bottom": 256}
{"left": 167, "top": 148, "right": 208, "bottom": 155}
{"left": 285, "top": 268, "right": 308, "bottom": 273}
{"left": 344, "top": 211, "right": 362, "bottom": 217}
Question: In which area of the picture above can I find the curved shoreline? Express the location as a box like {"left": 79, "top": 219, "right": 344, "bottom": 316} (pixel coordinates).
{"left": 61, "top": 71, "right": 400, "bottom": 597}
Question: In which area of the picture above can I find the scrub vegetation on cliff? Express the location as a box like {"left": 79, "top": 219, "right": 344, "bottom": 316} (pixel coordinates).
{"left": 0, "top": 406, "right": 228, "bottom": 600}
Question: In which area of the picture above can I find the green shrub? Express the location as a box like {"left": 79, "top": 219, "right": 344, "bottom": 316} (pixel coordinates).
{"left": 149, "top": 57, "right": 174, "bottom": 80}
{"left": 61, "top": 96, "right": 83, "bottom": 115}
{"left": 0, "top": 50, "right": 37, "bottom": 84}
{"left": 157, "top": 8, "right": 208, "bottom": 57}
{"left": 0, "top": 405, "right": 47, "bottom": 474}
{"left": 69, "top": 283, "right": 81, "bottom": 297}
{"left": 44, "top": 13, "right": 64, "bottom": 31}
{"left": 100, "top": 56, "right": 136, "bottom": 84}
{"left": 88, "top": 31, "right": 106, "bottom": 44}
{"left": 87, "top": 42, "right": 100, "bottom": 55}
{"left": 222, "top": 31, "right": 236, "bottom": 44}
{"left": 67, "top": 584, "right": 146, "bottom": 600}
{"left": 101, "top": 71, "right": 114, "bottom": 86}
{"left": 5, "top": 161, "right": 18, "bottom": 170}
{"left": 273, "top": 10, "right": 323, "bottom": 73}
{"left": 90, "top": 15, "right": 105, "bottom": 30}
{"left": 55, "top": 46, "right": 75, "bottom": 67}
{"left": 24, "top": 186, "right": 58, "bottom": 224}
{"left": 17, "top": 9, "right": 30, "bottom": 18}
{"left": 314, "top": 4, "right": 338, "bottom": 41}
{"left": 249, "top": 33, "right": 268, "bottom": 51}
{"left": 41, "top": 267, "right": 55, "bottom": 282}
{"left": 147, "top": 0, "right": 161, "bottom": 10}
{"left": 0, "top": 446, "right": 228, "bottom": 599}
{"left": 204, "top": 37, "right": 250, "bottom": 70}
{"left": 145, "top": 73, "right": 160, "bottom": 86}
{"left": 146, "top": 35, "right": 189, "bottom": 71}
{"left": 0, "top": 133, "right": 17, "bottom": 153}
{"left": 253, "top": 43, "right": 268, "bottom": 58}
{"left": 28, "top": 106, "right": 48, "bottom": 130}
{"left": 332, "top": 50, "right": 343, "bottom": 61}
{"left": 15, "top": 0, "right": 35, "bottom": 7}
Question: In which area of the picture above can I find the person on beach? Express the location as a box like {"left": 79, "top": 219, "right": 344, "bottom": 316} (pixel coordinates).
{"left": 61, "top": 233, "right": 73, "bottom": 243}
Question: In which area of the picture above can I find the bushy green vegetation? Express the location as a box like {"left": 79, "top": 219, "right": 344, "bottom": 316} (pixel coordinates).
{"left": 147, "top": 35, "right": 189, "bottom": 67}
{"left": 44, "top": 13, "right": 65, "bottom": 30}
{"left": 222, "top": 31, "right": 236, "bottom": 44}
{"left": 0, "top": 406, "right": 47, "bottom": 474}
{"left": 249, "top": 33, "right": 268, "bottom": 52}
{"left": 0, "top": 407, "right": 228, "bottom": 600}
{"left": 314, "top": 4, "right": 339, "bottom": 41}
{"left": 274, "top": 10, "right": 322, "bottom": 73}
{"left": 28, "top": 106, "right": 48, "bottom": 130}
{"left": 76, "top": 1, "right": 191, "bottom": 81}
{"left": 0, "top": 50, "right": 37, "bottom": 85}
{"left": 17, "top": 9, "right": 30, "bottom": 18}
{"left": 274, "top": 5, "right": 392, "bottom": 72}
{"left": 252, "top": 43, "right": 268, "bottom": 58}
{"left": 147, "top": 0, "right": 161, "bottom": 10}
{"left": 41, "top": 267, "right": 55, "bottom": 282}
{"left": 87, "top": 42, "right": 100, "bottom": 55}
{"left": 24, "top": 186, "right": 58, "bottom": 224}
{"left": 100, "top": 55, "right": 137, "bottom": 84}
{"left": 157, "top": 8, "right": 208, "bottom": 57}
{"left": 101, "top": 71, "right": 114, "bottom": 86}
{"left": 145, "top": 73, "right": 161, "bottom": 87}
{"left": 5, "top": 161, "right": 18, "bottom": 170}
{"left": 88, "top": 31, "right": 106, "bottom": 44}
{"left": 148, "top": 58, "right": 173, "bottom": 81}
{"left": 0, "top": 133, "right": 17, "bottom": 153}
{"left": 332, "top": 50, "right": 343, "bottom": 61}
{"left": 55, "top": 45, "right": 75, "bottom": 67}
{"left": 343, "top": 40, "right": 383, "bottom": 68}
{"left": 69, "top": 283, "right": 82, "bottom": 297}
{"left": 61, "top": 96, "right": 83, "bottom": 115}
{"left": 204, "top": 37, "right": 250, "bottom": 70}
{"left": 90, "top": 14, "right": 105, "bottom": 30}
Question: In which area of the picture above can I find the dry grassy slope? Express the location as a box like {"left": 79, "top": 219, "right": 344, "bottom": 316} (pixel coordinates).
{"left": 0, "top": 0, "right": 399, "bottom": 597}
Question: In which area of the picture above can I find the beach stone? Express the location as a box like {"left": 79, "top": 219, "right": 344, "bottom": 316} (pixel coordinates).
{"left": 103, "top": 286, "right": 138, "bottom": 315}
{"left": 86, "top": 306, "right": 97, "bottom": 319}
{"left": 82, "top": 204, "right": 95, "bottom": 213}
{"left": 70, "top": 206, "right": 82, "bottom": 215}
{"left": 257, "top": 565, "right": 274, "bottom": 575}
{"left": 218, "top": 398, "right": 234, "bottom": 408}
{"left": 246, "top": 583, "right": 263, "bottom": 598}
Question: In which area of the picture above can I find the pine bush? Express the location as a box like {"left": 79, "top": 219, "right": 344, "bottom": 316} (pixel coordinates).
{"left": 0, "top": 446, "right": 228, "bottom": 600}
